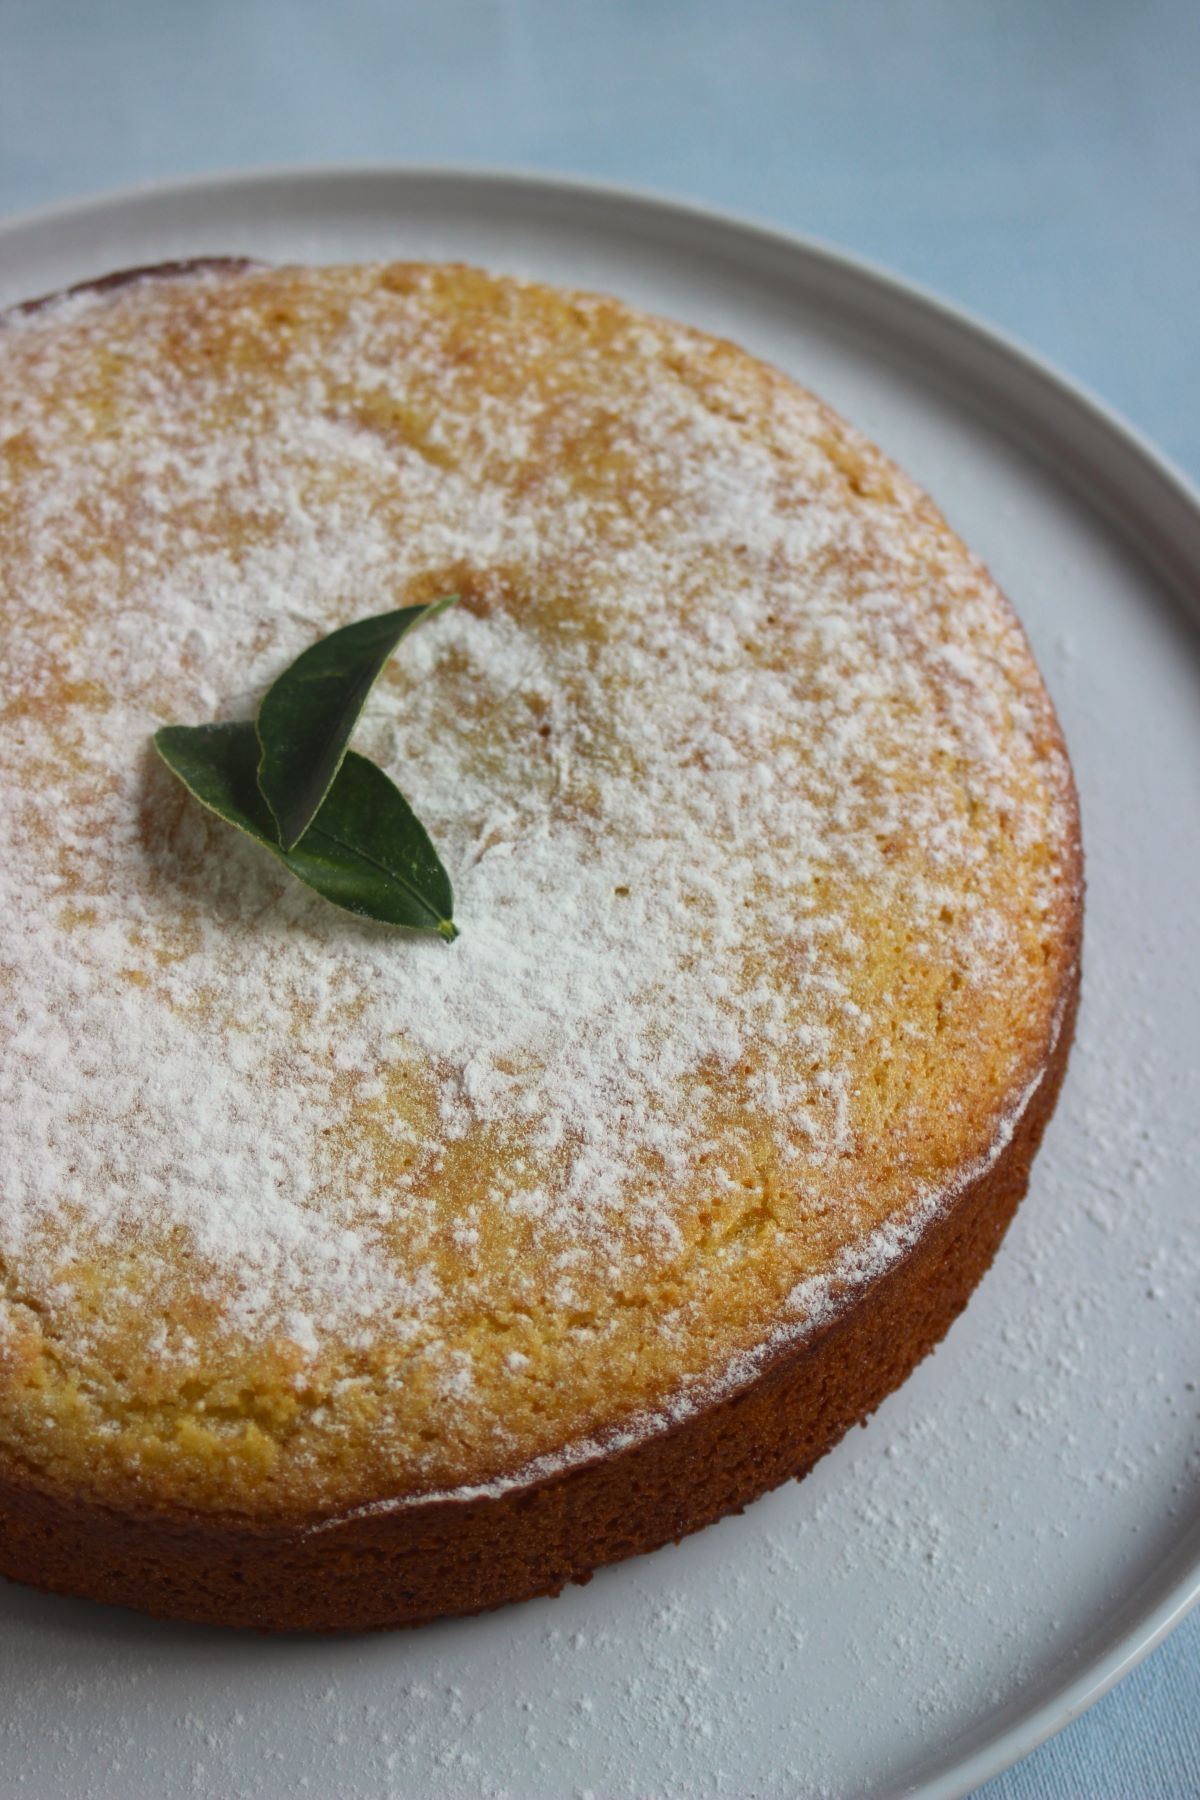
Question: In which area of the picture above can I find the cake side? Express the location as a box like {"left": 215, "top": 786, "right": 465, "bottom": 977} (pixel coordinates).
{"left": 0, "top": 261, "right": 1081, "bottom": 1554}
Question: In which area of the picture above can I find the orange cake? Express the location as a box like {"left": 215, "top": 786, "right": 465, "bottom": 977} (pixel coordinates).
{"left": 0, "top": 260, "right": 1082, "bottom": 1630}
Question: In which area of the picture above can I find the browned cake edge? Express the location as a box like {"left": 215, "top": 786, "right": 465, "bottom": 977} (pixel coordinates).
{"left": 0, "top": 261, "right": 1084, "bottom": 1633}
{"left": 8, "top": 256, "right": 261, "bottom": 319}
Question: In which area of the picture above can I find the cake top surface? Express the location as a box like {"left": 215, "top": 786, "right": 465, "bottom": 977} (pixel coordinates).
{"left": 0, "top": 262, "right": 1080, "bottom": 1517}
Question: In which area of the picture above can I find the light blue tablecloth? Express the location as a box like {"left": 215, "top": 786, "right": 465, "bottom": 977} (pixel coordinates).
{"left": 1, "top": 3, "right": 1196, "bottom": 1791}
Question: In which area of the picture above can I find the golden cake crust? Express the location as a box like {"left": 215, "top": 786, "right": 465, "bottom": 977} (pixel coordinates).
{"left": 0, "top": 260, "right": 1082, "bottom": 1628}
{"left": 0, "top": 970, "right": 1077, "bottom": 1631}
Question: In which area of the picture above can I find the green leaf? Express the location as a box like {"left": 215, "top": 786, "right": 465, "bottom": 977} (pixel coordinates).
{"left": 154, "top": 721, "right": 457, "bottom": 939}
{"left": 255, "top": 597, "right": 456, "bottom": 851}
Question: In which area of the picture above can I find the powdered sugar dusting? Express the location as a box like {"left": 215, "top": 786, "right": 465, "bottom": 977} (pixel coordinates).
{"left": 0, "top": 263, "right": 1077, "bottom": 1498}
{"left": 324, "top": 996, "right": 1067, "bottom": 1519}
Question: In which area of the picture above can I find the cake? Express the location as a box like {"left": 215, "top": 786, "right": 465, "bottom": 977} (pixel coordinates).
{"left": 0, "top": 259, "right": 1082, "bottom": 1631}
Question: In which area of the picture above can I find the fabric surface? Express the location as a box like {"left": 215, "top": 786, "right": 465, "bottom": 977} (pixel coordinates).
{"left": 1, "top": 1, "right": 1196, "bottom": 1792}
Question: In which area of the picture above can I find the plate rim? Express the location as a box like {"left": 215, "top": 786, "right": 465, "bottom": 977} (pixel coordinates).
{"left": 1, "top": 160, "right": 1197, "bottom": 1799}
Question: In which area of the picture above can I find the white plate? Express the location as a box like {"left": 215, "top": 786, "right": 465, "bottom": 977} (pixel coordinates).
{"left": 1, "top": 168, "right": 1198, "bottom": 1800}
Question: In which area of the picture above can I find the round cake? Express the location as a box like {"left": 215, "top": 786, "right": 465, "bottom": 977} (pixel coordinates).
{"left": 0, "top": 260, "right": 1082, "bottom": 1631}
